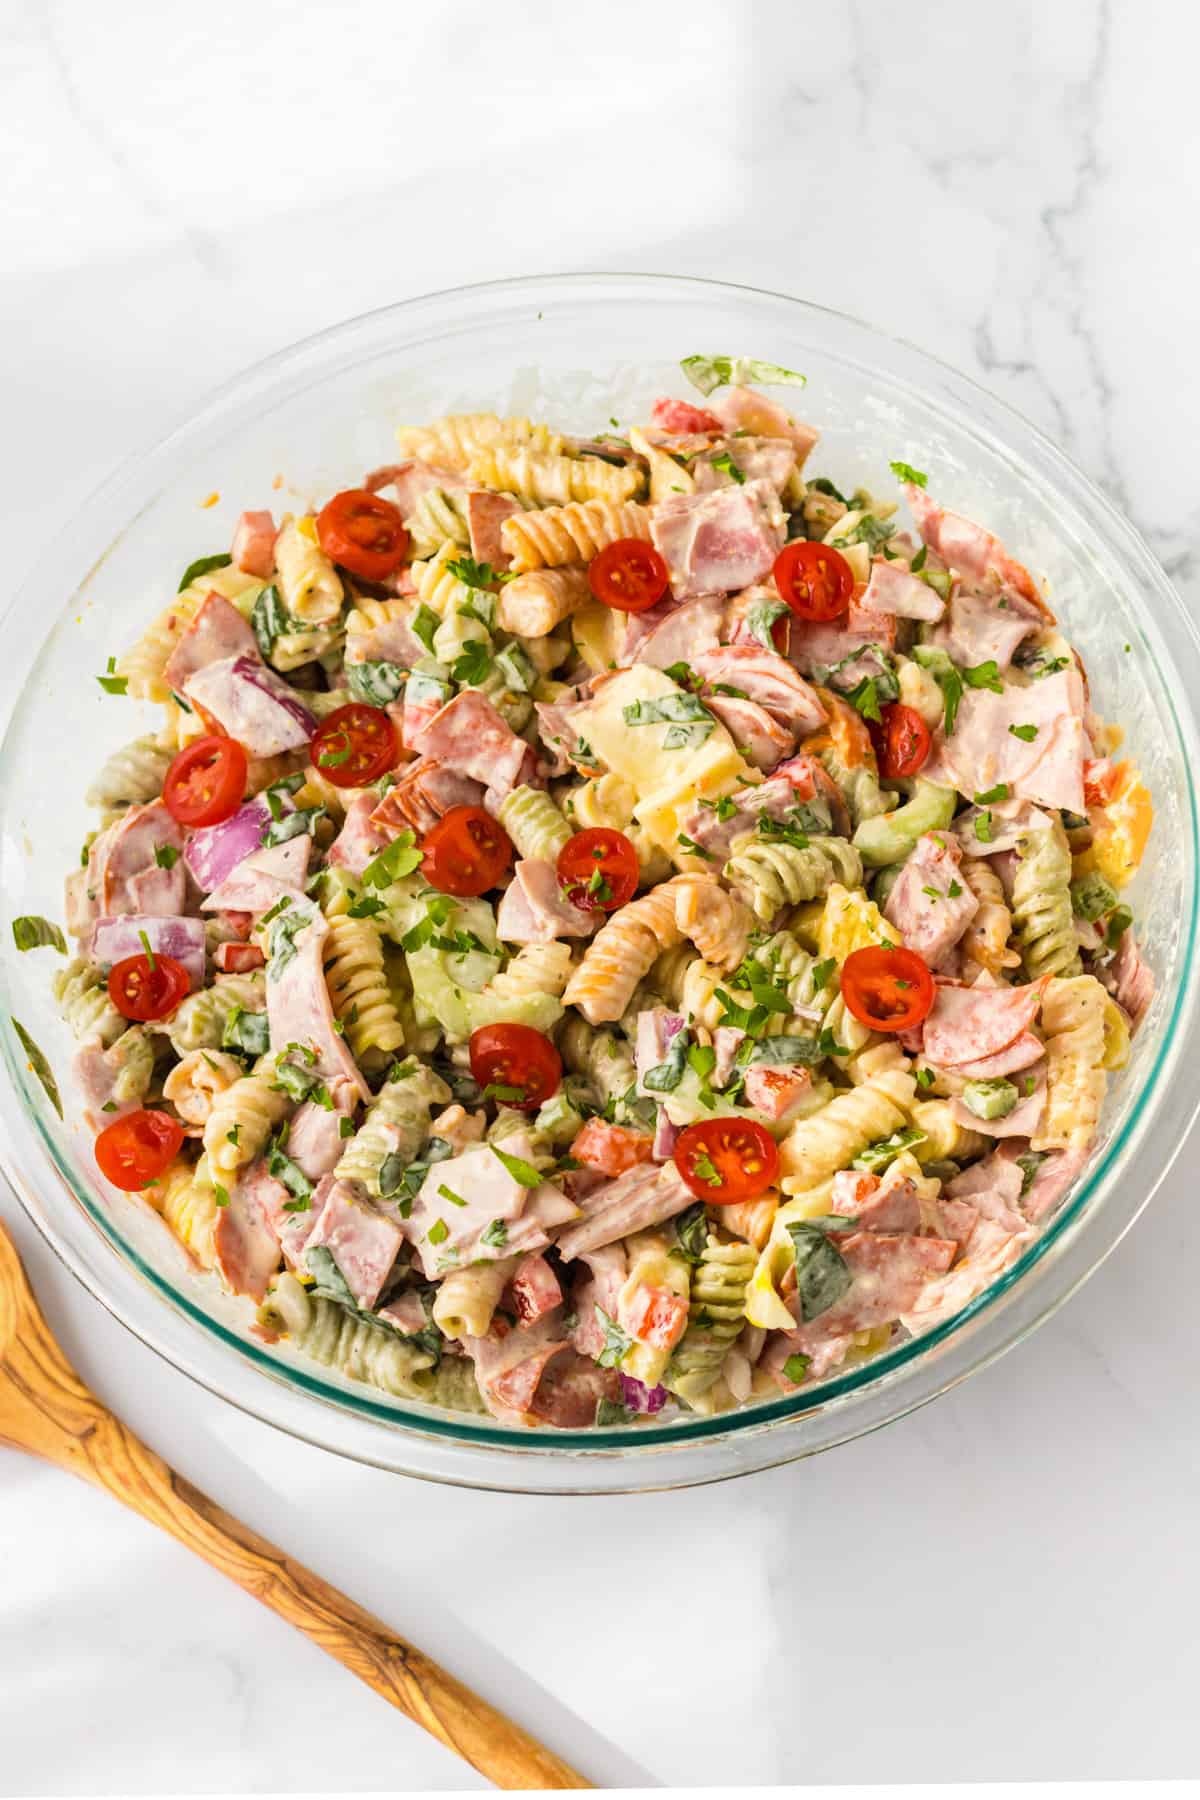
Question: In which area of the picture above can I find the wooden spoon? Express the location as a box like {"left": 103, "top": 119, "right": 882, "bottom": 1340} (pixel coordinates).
{"left": 0, "top": 1223, "right": 591, "bottom": 1790}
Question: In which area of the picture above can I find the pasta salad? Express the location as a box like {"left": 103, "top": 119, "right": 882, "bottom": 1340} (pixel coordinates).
{"left": 17, "top": 357, "right": 1156, "bottom": 1428}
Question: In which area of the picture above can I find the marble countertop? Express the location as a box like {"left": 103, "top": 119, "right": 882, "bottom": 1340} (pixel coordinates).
{"left": 4, "top": 0, "right": 1199, "bottom": 1788}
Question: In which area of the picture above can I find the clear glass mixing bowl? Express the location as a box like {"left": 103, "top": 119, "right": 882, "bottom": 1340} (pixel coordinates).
{"left": 2, "top": 274, "right": 1197, "bottom": 1492}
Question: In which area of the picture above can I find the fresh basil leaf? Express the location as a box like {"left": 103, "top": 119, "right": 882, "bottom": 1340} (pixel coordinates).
{"left": 305, "top": 1244, "right": 356, "bottom": 1305}
{"left": 785, "top": 1222, "right": 852, "bottom": 1322}
{"left": 851, "top": 1125, "right": 927, "bottom": 1173}
{"left": 594, "top": 1305, "right": 633, "bottom": 1368}
{"left": 1016, "top": 1151, "right": 1047, "bottom": 1197}
{"left": 222, "top": 1005, "right": 270, "bottom": 1058}
{"left": 490, "top": 1143, "right": 543, "bottom": 1188}
{"left": 362, "top": 833, "right": 422, "bottom": 888}
{"left": 963, "top": 660, "right": 1004, "bottom": 694}
{"left": 452, "top": 639, "right": 493, "bottom": 686}
{"left": 709, "top": 449, "right": 745, "bottom": 485}
{"left": 411, "top": 603, "right": 439, "bottom": 655}
{"left": 642, "top": 1028, "right": 692, "bottom": 1094}
{"left": 745, "top": 596, "right": 790, "bottom": 650}
{"left": 12, "top": 1019, "right": 62, "bottom": 1117}
{"left": 680, "top": 354, "right": 807, "bottom": 397}
{"left": 672, "top": 1202, "right": 710, "bottom": 1265}
{"left": 12, "top": 916, "right": 66, "bottom": 954}
{"left": 262, "top": 805, "right": 325, "bottom": 848}
{"left": 747, "top": 1033, "right": 825, "bottom": 1068}
{"left": 178, "top": 552, "right": 232, "bottom": 592}
{"left": 251, "top": 584, "right": 294, "bottom": 660}
{"left": 347, "top": 659, "right": 407, "bottom": 707}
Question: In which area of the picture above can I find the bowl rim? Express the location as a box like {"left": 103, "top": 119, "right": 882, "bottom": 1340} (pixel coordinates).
{"left": 3, "top": 269, "right": 1199, "bottom": 1491}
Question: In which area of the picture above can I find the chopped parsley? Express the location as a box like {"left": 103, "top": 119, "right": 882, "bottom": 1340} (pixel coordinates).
{"left": 451, "top": 639, "right": 493, "bottom": 686}
{"left": 709, "top": 449, "right": 745, "bottom": 485}
{"left": 480, "top": 1219, "right": 509, "bottom": 1249}
{"left": 677, "top": 833, "right": 714, "bottom": 861}
{"left": 963, "top": 660, "right": 1004, "bottom": 694}
{"left": 95, "top": 656, "right": 127, "bottom": 696}
{"left": 1009, "top": 723, "right": 1039, "bottom": 743}
{"left": 154, "top": 845, "right": 180, "bottom": 871}
{"left": 490, "top": 1143, "right": 543, "bottom": 1188}
{"left": 782, "top": 1353, "right": 811, "bottom": 1383}
{"left": 594, "top": 1306, "right": 633, "bottom": 1368}
{"left": 427, "top": 1218, "right": 450, "bottom": 1246}
{"left": 362, "top": 832, "right": 422, "bottom": 889}
{"left": 437, "top": 1183, "right": 467, "bottom": 1208}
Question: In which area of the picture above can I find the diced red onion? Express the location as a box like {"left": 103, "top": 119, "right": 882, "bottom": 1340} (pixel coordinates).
{"left": 652, "top": 1108, "right": 679, "bottom": 1162}
{"left": 619, "top": 1374, "right": 667, "bottom": 1414}
{"left": 184, "top": 795, "right": 273, "bottom": 893}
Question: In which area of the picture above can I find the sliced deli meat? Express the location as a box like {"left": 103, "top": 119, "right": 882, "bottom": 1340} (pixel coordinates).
{"left": 304, "top": 1179, "right": 404, "bottom": 1310}
{"left": 230, "top": 511, "right": 278, "bottom": 579}
{"left": 922, "top": 976, "right": 1048, "bottom": 1068}
{"left": 860, "top": 556, "right": 945, "bottom": 623}
{"left": 649, "top": 479, "right": 786, "bottom": 599}
{"left": 265, "top": 902, "right": 370, "bottom": 1104}
{"left": 163, "top": 592, "right": 258, "bottom": 692}
{"left": 884, "top": 832, "right": 979, "bottom": 970}
{"left": 184, "top": 654, "right": 317, "bottom": 756}
{"left": 412, "top": 688, "right": 535, "bottom": 800}
{"left": 496, "top": 858, "right": 597, "bottom": 944}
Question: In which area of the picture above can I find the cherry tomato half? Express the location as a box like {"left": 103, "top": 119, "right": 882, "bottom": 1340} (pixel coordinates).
{"left": 773, "top": 540, "right": 855, "bottom": 621}
{"left": 840, "top": 944, "right": 935, "bottom": 1033}
{"left": 94, "top": 1108, "right": 185, "bottom": 1191}
{"left": 556, "top": 827, "right": 640, "bottom": 912}
{"left": 107, "top": 952, "right": 191, "bottom": 1023}
{"left": 674, "top": 1118, "right": 780, "bottom": 1203}
{"left": 422, "top": 805, "right": 513, "bottom": 897}
{"left": 163, "top": 735, "right": 247, "bottom": 829}
{"left": 316, "top": 489, "right": 409, "bottom": 581}
{"left": 870, "top": 702, "right": 931, "bottom": 780}
{"left": 311, "top": 703, "right": 399, "bottom": 788}
{"left": 469, "top": 1022, "right": 562, "bottom": 1111}
{"left": 587, "top": 539, "right": 670, "bottom": 613}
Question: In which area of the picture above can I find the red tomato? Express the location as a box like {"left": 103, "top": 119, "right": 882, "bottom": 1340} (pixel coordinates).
{"left": 94, "top": 1109, "right": 185, "bottom": 1191}
{"left": 107, "top": 953, "right": 191, "bottom": 1023}
{"left": 1083, "top": 757, "right": 1121, "bottom": 808}
{"left": 316, "top": 489, "right": 409, "bottom": 581}
{"left": 624, "top": 1285, "right": 689, "bottom": 1351}
{"left": 674, "top": 1118, "right": 779, "bottom": 1203}
{"left": 773, "top": 540, "right": 854, "bottom": 621}
{"left": 570, "top": 1117, "right": 655, "bottom": 1177}
{"left": 213, "top": 942, "right": 266, "bottom": 975}
{"left": 556, "top": 827, "right": 640, "bottom": 911}
{"left": 649, "top": 397, "right": 724, "bottom": 434}
{"left": 469, "top": 1022, "right": 562, "bottom": 1111}
{"left": 423, "top": 806, "right": 512, "bottom": 897}
{"left": 163, "top": 735, "right": 247, "bottom": 828}
{"left": 587, "top": 539, "right": 670, "bottom": 613}
{"left": 870, "top": 702, "right": 931, "bottom": 779}
{"left": 840, "top": 944, "right": 935, "bottom": 1033}
{"left": 311, "top": 703, "right": 398, "bottom": 788}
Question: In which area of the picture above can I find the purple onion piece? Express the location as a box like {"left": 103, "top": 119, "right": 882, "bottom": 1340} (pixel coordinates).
{"left": 619, "top": 1374, "right": 667, "bottom": 1414}
{"left": 184, "top": 795, "right": 273, "bottom": 892}
{"left": 231, "top": 655, "right": 318, "bottom": 741}
{"left": 652, "top": 1108, "right": 680, "bottom": 1162}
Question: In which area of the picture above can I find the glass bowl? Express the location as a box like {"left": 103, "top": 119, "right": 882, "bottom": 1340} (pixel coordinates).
{"left": 2, "top": 273, "right": 1197, "bottom": 1493}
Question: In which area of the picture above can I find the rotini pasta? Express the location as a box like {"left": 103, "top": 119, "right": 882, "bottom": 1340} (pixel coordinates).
{"left": 500, "top": 498, "right": 652, "bottom": 573}
{"left": 1012, "top": 820, "right": 1082, "bottom": 980}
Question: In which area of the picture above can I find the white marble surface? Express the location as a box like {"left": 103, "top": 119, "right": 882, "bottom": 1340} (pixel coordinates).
{"left": 3, "top": 0, "right": 1200, "bottom": 1789}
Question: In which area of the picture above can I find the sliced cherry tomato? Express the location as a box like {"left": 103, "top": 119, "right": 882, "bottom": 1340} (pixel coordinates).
{"left": 556, "top": 827, "right": 640, "bottom": 911}
{"left": 95, "top": 1109, "right": 185, "bottom": 1191}
{"left": 469, "top": 1022, "right": 562, "bottom": 1111}
{"left": 423, "top": 805, "right": 512, "bottom": 897}
{"left": 587, "top": 539, "right": 670, "bottom": 613}
{"left": 316, "top": 488, "right": 409, "bottom": 581}
{"left": 311, "top": 702, "right": 398, "bottom": 788}
{"left": 107, "top": 952, "right": 191, "bottom": 1023}
{"left": 870, "top": 702, "right": 931, "bottom": 779}
{"left": 773, "top": 540, "right": 854, "bottom": 621}
{"left": 163, "top": 735, "right": 247, "bottom": 828}
{"left": 674, "top": 1118, "right": 779, "bottom": 1203}
{"left": 840, "top": 944, "right": 935, "bottom": 1033}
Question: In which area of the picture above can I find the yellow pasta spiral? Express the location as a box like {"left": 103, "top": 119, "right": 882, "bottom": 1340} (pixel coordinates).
{"left": 468, "top": 446, "right": 643, "bottom": 507}
{"left": 323, "top": 914, "right": 406, "bottom": 1061}
{"left": 395, "top": 412, "right": 564, "bottom": 470}
{"left": 501, "top": 499, "right": 652, "bottom": 574}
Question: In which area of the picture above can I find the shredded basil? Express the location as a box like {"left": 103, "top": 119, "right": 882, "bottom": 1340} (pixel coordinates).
{"left": 11, "top": 1019, "right": 62, "bottom": 1117}
{"left": 178, "top": 552, "right": 232, "bottom": 592}
{"left": 785, "top": 1222, "right": 852, "bottom": 1322}
{"left": 680, "top": 354, "right": 807, "bottom": 397}
{"left": 347, "top": 660, "right": 407, "bottom": 707}
{"left": 12, "top": 916, "right": 66, "bottom": 954}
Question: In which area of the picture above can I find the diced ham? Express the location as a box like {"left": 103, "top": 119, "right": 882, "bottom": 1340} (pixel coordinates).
{"left": 830, "top": 1167, "right": 924, "bottom": 1235}
{"left": 259, "top": 1166, "right": 325, "bottom": 1271}
{"left": 924, "top": 668, "right": 1089, "bottom": 817}
{"left": 214, "top": 1161, "right": 283, "bottom": 1302}
{"left": 570, "top": 1118, "right": 656, "bottom": 1178}
{"left": 676, "top": 771, "right": 828, "bottom": 863}
{"left": 569, "top": 1243, "right": 628, "bottom": 1361}
{"left": 371, "top": 761, "right": 485, "bottom": 839}
{"left": 413, "top": 689, "right": 530, "bottom": 799}
{"left": 1098, "top": 926, "right": 1154, "bottom": 1033}
{"left": 230, "top": 511, "right": 278, "bottom": 579}
{"left": 947, "top": 1151, "right": 1027, "bottom": 1227}
{"left": 950, "top": 1062, "right": 1046, "bottom": 1140}
{"left": 649, "top": 480, "right": 786, "bottom": 600}
{"left": 71, "top": 1042, "right": 140, "bottom": 1134}
{"left": 905, "top": 484, "right": 1051, "bottom": 618}
{"left": 706, "top": 386, "right": 819, "bottom": 463}
{"left": 213, "top": 940, "right": 266, "bottom": 975}
{"left": 376, "top": 1290, "right": 430, "bottom": 1336}
{"left": 883, "top": 832, "right": 979, "bottom": 971}
{"left": 554, "top": 1163, "right": 694, "bottom": 1261}
{"left": 930, "top": 587, "right": 1041, "bottom": 672}
{"left": 201, "top": 838, "right": 311, "bottom": 914}
{"left": 100, "top": 801, "right": 186, "bottom": 916}
{"left": 774, "top": 754, "right": 853, "bottom": 836}
{"left": 860, "top": 556, "right": 945, "bottom": 623}
{"left": 951, "top": 1029, "right": 1044, "bottom": 1081}
{"left": 692, "top": 437, "right": 797, "bottom": 495}
{"left": 496, "top": 858, "right": 597, "bottom": 944}
{"left": 405, "top": 1138, "right": 579, "bottom": 1278}
{"left": 742, "top": 1064, "right": 813, "bottom": 1122}
{"left": 460, "top": 1311, "right": 570, "bottom": 1422}
{"left": 89, "top": 914, "right": 206, "bottom": 991}
{"left": 364, "top": 459, "right": 469, "bottom": 515}
{"left": 627, "top": 593, "right": 724, "bottom": 669}
{"left": 184, "top": 655, "right": 316, "bottom": 757}
{"left": 952, "top": 797, "right": 1054, "bottom": 858}
{"left": 788, "top": 601, "right": 897, "bottom": 679}
{"left": 305, "top": 1178, "right": 404, "bottom": 1309}
{"left": 703, "top": 695, "right": 795, "bottom": 770}
{"left": 1006, "top": 1144, "right": 1087, "bottom": 1223}
{"left": 265, "top": 903, "right": 370, "bottom": 1103}
{"left": 776, "top": 1231, "right": 958, "bottom": 1373}
{"left": 691, "top": 645, "right": 827, "bottom": 734}
{"left": 649, "top": 397, "right": 723, "bottom": 435}
{"left": 163, "top": 592, "right": 258, "bottom": 693}
{"left": 508, "top": 1252, "right": 563, "bottom": 1326}
{"left": 527, "top": 1350, "right": 621, "bottom": 1427}
{"left": 466, "top": 490, "right": 522, "bottom": 569}
{"left": 325, "top": 793, "right": 392, "bottom": 877}
{"left": 287, "top": 1089, "right": 356, "bottom": 1183}
{"left": 922, "top": 977, "right": 1048, "bottom": 1068}
{"left": 342, "top": 605, "right": 427, "bottom": 671}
